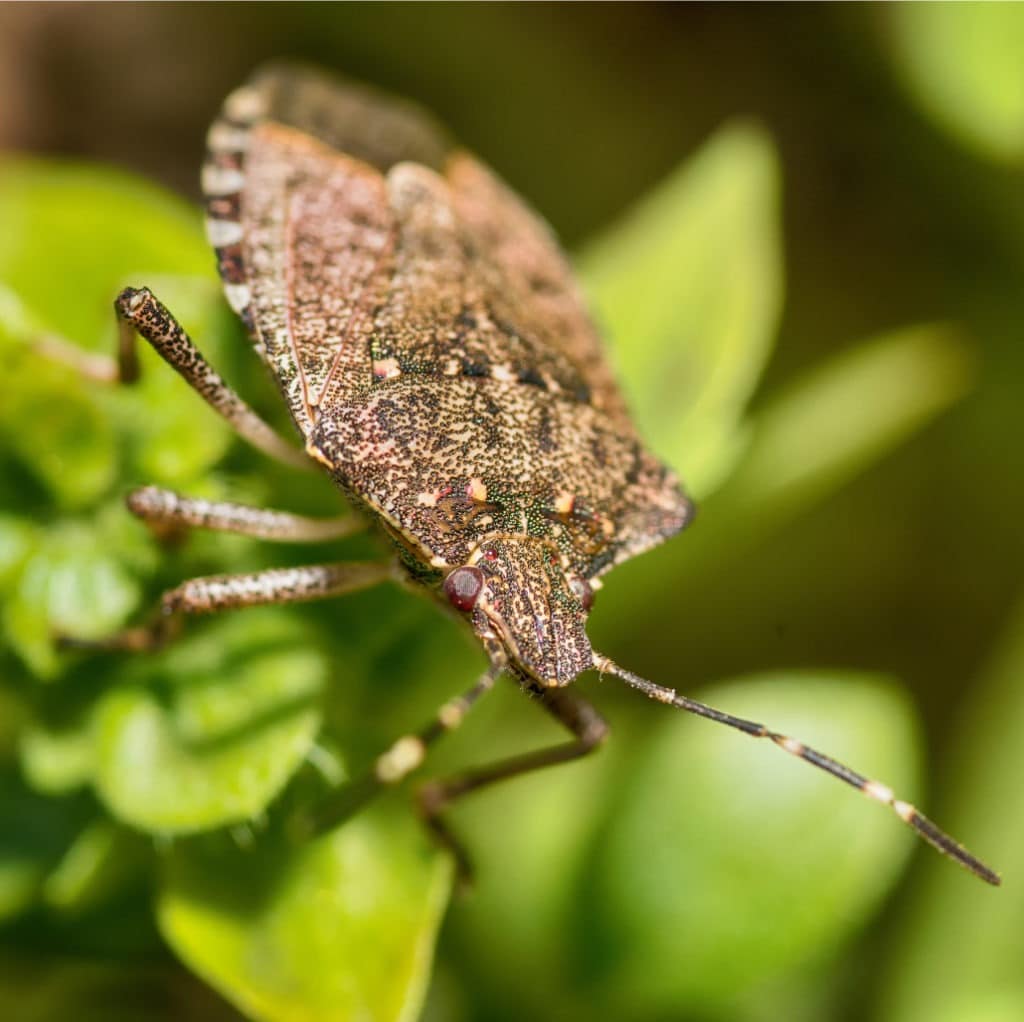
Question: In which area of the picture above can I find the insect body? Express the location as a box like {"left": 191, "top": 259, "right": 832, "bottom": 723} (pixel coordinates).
{"left": 73, "top": 64, "right": 998, "bottom": 885}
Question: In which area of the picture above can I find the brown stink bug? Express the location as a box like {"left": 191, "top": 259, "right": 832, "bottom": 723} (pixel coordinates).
{"left": 63, "top": 63, "right": 998, "bottom": 886}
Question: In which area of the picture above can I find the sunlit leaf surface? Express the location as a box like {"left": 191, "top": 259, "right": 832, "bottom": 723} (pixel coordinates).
{"left": 888, "top": 4, "right": 1024, "bottom": 164}
{"left": 159, "top": 809, "right": 451, "bottom": 1022}
{"left": 582, "top": 124, "right": 782, "bottom": 497}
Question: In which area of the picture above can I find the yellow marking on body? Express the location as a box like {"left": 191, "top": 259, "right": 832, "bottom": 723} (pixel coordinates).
{"left": 438, "top": 700, "right": 466, "bottom": 730}
{"left": 304, "top": 440, "right": 335, "bottom": 469}
{"left": 893, "top": 799, "right": 915, "bottom": 821}
{"left": 372, "top": 357, "right": 401, "bottom": 380}
{"left": 554, "top": 491, "right": 575, "bottom": 515}
{"left": 468, "top": 477, "right": 488, "bottom": 502}
{"left": 864, "top": 780, "right": 895, "bottom": 804}
{"left": 375, "top": 735, "right": 426, "bottom": 783}
{"left": 417, "top": 490, "right": 439, "bottom": 507}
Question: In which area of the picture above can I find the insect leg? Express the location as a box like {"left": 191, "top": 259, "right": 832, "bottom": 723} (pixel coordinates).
{"left": 595, "top": 654, "right": 1000, "bottom": 886}
{"left": 113, "top": 287, "right": 311, "bottom": 469}
{"left": 124, "top": 485, "right": 365, "bottom": 544}
{"left": 416, "top": 685, "right": 609, "bottom": 885}
{"left": 294, "top": 665, "right": 503, "bottom": 841}
{"left": 59, "top": 562, "right": 388, "bottom": 653}
{"left": 36, "top": 287, "right": 310, "bottom": 470}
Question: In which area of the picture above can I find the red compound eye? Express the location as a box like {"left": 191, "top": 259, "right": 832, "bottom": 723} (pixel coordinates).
{"left": 444, "top": 565, "right": 484, "bottom": 611}
{"left": 569, "top": 576, "right": 594, "bottom": 612}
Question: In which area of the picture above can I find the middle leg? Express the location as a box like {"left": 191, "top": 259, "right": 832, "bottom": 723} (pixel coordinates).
{"left": 125, "top": 485, "right": 365, "bottom": 544}
{"left": 59, "top": 561, "right": 390, "bottom": 653}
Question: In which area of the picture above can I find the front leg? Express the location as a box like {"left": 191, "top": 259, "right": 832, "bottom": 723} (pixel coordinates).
{"left": 36, "top": 287, "right": 310, "bottom": 471}
{"left": 125, "top": 485, "right": 365, "bottom": 544}
{"left": 59, "top": 562, "right": 389, "bottom": 653}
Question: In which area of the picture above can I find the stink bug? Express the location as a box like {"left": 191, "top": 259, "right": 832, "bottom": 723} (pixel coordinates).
{"left": 63, "top": 63, "right": 998, "bottom": 886}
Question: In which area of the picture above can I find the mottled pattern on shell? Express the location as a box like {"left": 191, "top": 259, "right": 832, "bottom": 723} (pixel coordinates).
{"left": 202, "top": 63, "right": 692, "bottom": 590}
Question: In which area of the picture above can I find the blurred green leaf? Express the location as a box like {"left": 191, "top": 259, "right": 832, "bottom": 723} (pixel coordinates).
{"left": 43, "top": 818, "right": 149, "bottom": 914}
{"left": 0, "top": 340, "right": 118, "bottom": 508}
{"left": 94, "top": 610, "right": 327, "bottom": 833}
{"left": 716, "top": 324, "right": 971, "bottom": 533}
{"left": 0, "top": 768, "right": 91, "bottom": 921}
{"left": 581, "top": 123, "right": 782, "bottom": 497}
{"left": 158, "top": 808, "right": 451, "bottom": 1022}
{"left": 0, "top": 159, "right": 237, "bottom": 503}
{"left": 888, "top": 4, "right": 1024, "bottom": 164}
{"left": 596, "top": 324, "right": 972, "bottom": 649}
{"left": 0, "top": 514, "right": 37, "bottom": 589}
{"left": 3, "top": 518, "right": 142, "bottom": 679}
{"left": 588, "top": 673, "right": 919, "bottom": 1015}
{"left": 0, "top": 159, "right": 211, "bottom": 347}
{"left": 20, "top": 721, "right": 95, "bottom": 795}
{"left": 881, "top": 601, "right": 1024, "bottom": 1022}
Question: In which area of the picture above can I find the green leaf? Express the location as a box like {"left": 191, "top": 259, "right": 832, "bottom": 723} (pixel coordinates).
{"left": 714, "top": 323, "right": 972, "bottom": 536}
{"left": 0, "top": 769, "right": 91, "bottom": 921}
{"left": 0, "top": 513, "right": 37, "bottom": 590}
{"left": 581, "top": 123, "right": 782, "bottom": 497}
{"left": 0, "top": 336, "right": 118, "bottom": 508}
{"left": 888, "top": 4, "right": 1024, "bottom": 164}
{"left": 0, "top": 158, "right": 211, "bottom": 348}
{"left": 3, "top": 517, "right": 142, "bottom": 679}
{"left": 0, "top": 159, "right": 237, "bottom": 501}
{"left": 20, "top": 721, "right": 95, "bottom": 795}
{"left": 43, "top": 819, "right": 149, "bottom": 914}
{"left": 93, "top": 610, "right": 327, "bottom": 833}
{"left": 588, "top": 672, "right": 919, "bottom": 1014}
{"left": 881, "top": 601, "right": 1024, "bottom": 1022}
{"left": 594, "top": 324, "right": 971, "bottom": 649}
{"left": 158, "top": 808, "right": 451, "bottom": 1022}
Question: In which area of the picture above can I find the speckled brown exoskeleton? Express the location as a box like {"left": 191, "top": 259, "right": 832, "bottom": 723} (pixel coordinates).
{"left": 63, "top": 63, "right": 998, "bottom": 885}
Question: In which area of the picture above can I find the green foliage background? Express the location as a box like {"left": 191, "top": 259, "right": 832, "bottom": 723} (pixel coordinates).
{"left": 0, "top": 5, "right": 1022, "bottom": 1021}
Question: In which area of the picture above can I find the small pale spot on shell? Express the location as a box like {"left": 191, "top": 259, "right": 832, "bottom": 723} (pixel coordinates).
{"left": 372, "top": 357, "right": 401, "bottom": 380}
{"left": 864, "top": 780, "right": 894, "bottom": 804}
{"left": 202, "top": 163, "right": 246, "bottom": 195}
{"left": 554, "top": 491, "right": 575, "bottom": 515}
{"left": 206, "top": 218, "right": 244, "bottom": 247}
{"left": 443, "top": 359, "right": 461, "bottom": 376}
{"left": 430, "top": 555, "right": 449, "bottom": 568}
{"left": 224, "top": 86, "right": 266, "bottom": 121}
{"left": 417, "top": 491, "right": 439, "bottom": 508}
{"left": 222, "top": 282, "right": 252, "bottom": 313}
{"left": 467, "top": 477, "right": 488, "bottom": 502}
{"left": 491, "top": 363, "right": 517, "bottom": 382}
{"left": 541, "top": 372, "right": 562, "bottom": 393}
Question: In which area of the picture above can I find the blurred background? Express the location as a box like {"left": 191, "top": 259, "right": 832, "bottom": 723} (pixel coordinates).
{"left": 0, "top": 4, "right": 1022, "bottom": 1022}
